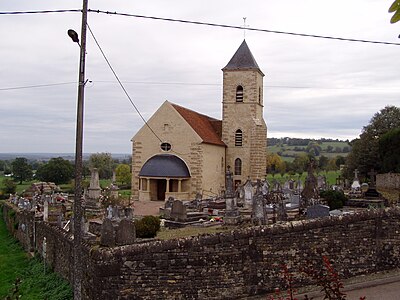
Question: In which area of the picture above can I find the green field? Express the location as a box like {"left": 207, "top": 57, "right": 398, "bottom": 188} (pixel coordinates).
{"left": 0, "top": 201, "right": 72, "bottom": 299}
{"left": 268, "top": 140, "right": 350, "bottom": 162}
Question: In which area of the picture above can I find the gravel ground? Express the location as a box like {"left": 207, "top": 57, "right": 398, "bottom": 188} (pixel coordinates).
{"left": 133, "top": 200, "right": 163, "bottom": 216}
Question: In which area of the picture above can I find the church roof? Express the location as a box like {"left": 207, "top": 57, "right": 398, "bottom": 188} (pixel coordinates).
{"left": 222, "top": 40, "right": 264, "bottom": 75}
{"left": 139, "top": 154, "right": 190, "bottom": 178}
{"left": 171, "top": 103, "right": 225, "bottom": 147}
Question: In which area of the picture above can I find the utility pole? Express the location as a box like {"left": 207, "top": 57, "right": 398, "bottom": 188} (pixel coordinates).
{"left": 72, "top": 0, "right": 88, "bottom": 299}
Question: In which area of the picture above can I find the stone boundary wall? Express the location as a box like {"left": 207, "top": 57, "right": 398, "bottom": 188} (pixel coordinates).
{"left": 377, "top": 173, "right": 400, "bottom": 190}
{"left": 3, "top": 201, "right": 400, "bottom": 299}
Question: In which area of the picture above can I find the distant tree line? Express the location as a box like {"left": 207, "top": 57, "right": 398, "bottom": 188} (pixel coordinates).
{"left": 268, "top": 137, "right": 350, "bottom": 147}
{"left": 0, "top": 153, "right": 132, "bottom": 197}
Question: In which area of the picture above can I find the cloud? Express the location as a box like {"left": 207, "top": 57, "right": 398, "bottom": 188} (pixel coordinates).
{"left": 1, "top": 0, "right": 399, "bottom": 153}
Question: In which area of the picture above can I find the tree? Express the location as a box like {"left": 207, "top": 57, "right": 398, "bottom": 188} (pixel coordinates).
{"left": 335, "top": 156, "right": 346, "bottom": 168}
{"left": 327, "top": 158, "right": 338, "bottom": 171}
{"left": 389, "top": 0, "right": 400, "bottom": 24}
{"left": 115, "top": 164, "right": 131, "bottom": 186}
{"left": 345, "top": 106, "right": 400, "bottom": 179}
{"left": 318, "top": 155, "right": 329, "bottom": 171}
{"left": 35, "top": 157, "right": 74, "bottom": 184}
{"left": 89, "top": 152, "right": 114, "bottom": 179}
{"left": 292, "top": 154, "right": 310, "bottom": 175}
{"left": 2, "top": 178, "right": 17, "bottom": 195}
{"left": 11, "top": 157, "right": 33, "bottom": 184}
{"left": 379, "top": 128, "right": 400, "bottom": 173}
{"left": 266, "top": 153, "right": 285, "bottom": 177}
{"left": 306, "top": 142, "right": 322, "bottom": 156}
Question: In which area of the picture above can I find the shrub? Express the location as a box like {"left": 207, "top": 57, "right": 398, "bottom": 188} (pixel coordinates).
{"left": 320, "top": 190, "right": 347, "bottom": 210}
{"left": 135, "top": 216, "right": 161, "bottom": 238}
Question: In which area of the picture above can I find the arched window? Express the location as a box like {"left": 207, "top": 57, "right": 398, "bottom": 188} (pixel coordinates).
{"left": 236, "top": 85, "right": 243, "bottom": 102}
{"left": 235, "top": 129, "right": 243, "bottom": 146}
{"left": 258, "top": 87, "right": 261, "bottom": 104}
{"left": 234, "top": 158, "right": 242, "bottom": 175}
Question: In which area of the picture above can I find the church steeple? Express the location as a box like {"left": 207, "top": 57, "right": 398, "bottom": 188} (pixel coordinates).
{"left": 222, "top": 40, "right": 264, "bottom": 75}
{"left": 221, "top": 40, "right": 267, "bottom": 183}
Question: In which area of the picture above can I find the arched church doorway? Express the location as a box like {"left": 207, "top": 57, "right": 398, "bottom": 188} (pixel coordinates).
{"left": 138, "top": 154, "right": 191, "bottom": 201}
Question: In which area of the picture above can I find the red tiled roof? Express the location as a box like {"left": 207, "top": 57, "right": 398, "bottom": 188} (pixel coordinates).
{"left": 171, "top": 103, "right": 225, "bottom": 147}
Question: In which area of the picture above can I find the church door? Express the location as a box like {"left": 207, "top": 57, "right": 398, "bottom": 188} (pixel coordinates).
{"left": 157, "top": 179, "right": 166, "bottom": 201}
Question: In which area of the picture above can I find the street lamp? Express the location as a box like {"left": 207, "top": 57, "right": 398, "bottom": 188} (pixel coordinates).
{"left": 69, "top": 1, "right": 88, "bottom": 299}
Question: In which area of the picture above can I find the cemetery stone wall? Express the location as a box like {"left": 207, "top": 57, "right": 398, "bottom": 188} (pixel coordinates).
{"left": 84, "top": 208, "right": 400, "bottom": 299}
{"left": 2, "top": 203, "right": 35, "bottom": 252}
{"left": 3, "top": 201, "right": 400, "bottom": 299}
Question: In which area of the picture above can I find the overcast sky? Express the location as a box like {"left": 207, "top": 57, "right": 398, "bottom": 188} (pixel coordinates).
{"left": 1, "top": 0, "right": 399, "bottom": 154}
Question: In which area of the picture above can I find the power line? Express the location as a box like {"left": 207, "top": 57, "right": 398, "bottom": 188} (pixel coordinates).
{"left": 2, "top": 80, "right": 399, "bottom": 92}
{"left": 0, "top": 82, "right": 76, "bottom": 91}
{"left": 1, "top": 9, "right": 400, "bottom": 46}
{"left": 86, "top": 23, "right": 163, "bottom": 143}
{"left": 0, "top": 9, "right": 81, "bottom": 15}
{"left": 89, "top": 9, "right": 400, "bottom": 46}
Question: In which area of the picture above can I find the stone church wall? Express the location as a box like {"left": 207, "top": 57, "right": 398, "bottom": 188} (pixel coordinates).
{"left": 3, "top": 202, "right": 400, "bottom": 299}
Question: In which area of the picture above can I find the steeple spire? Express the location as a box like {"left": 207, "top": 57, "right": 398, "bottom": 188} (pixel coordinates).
{"left": 222, "top": 40, "right": 264, "bottom": 75}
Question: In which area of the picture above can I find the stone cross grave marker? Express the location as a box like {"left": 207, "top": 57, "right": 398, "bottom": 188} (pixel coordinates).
{"left": 225, "top": 166, "right": 234, "bottom": 197}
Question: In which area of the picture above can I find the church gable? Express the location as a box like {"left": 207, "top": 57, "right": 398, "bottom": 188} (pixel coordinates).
{"left": 131, "top": 101, "right": 200, "bottom": 145}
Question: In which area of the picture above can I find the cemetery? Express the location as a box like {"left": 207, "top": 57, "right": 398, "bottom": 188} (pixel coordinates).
{"left": 2, "top": 161, "right": 400, "bottom": 298}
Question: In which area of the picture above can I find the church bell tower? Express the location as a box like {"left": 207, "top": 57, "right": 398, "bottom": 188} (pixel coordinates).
{"left": 221, "top": 40, "right": 267, "bottom": 186}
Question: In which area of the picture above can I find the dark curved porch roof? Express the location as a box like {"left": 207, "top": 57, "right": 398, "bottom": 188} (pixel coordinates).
{"left": 139, "top": 154, "right": 190, "bottom": 178}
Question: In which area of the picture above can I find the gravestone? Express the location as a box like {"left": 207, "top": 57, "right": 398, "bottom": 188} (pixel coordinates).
{"left": 107, "top": 205, "right": 113, "bottom": 219}
{"left": 301, "top": 160, "right": 319, "bottom": 207}
{"left": 100, "top": 218, "right": 116, "bottom": 247}
{"left": 225, "top": 166, "right": 234, "bottom": 197}
{"left": 364, "top": 169, "right": 381, "bottom": 198}
{"left": 43, "top": 200, "right": 49, "bottom": 222}
{"left": 224, "top": 195, "right": 241, "bottom": 225}
{"left": 116, "top": 219, "right": 136, "bottom": 246}
{"left": 307, "top": 204, "right": 330, "bottom": 219}
{"left": 110, "top": 184, "right": 119, "bottom": 199}
{"left": 124, "top": 207, "right": 134, "bottom": 220}
{"left": 277, "top": 199, "right": 288, "bottom": 222}
{"left": 88, "top": 168, "right": 101, "bottom": 200}
{"left": 112, "top": 206, "right": 119, "bottom": 220}
{"left": 244, "top": 179, "right": 253, "bottom": 209}
{"left": 170, "top": 200, "right": 187, "bottom": 222}
{"left": 252, "top": 184, "right": 267, "bottom": 225}
{"left": 317, "top": 175, "right": 327, "bottom": 190}
{"left": 261, "top": 180, "right": 269, "bottom": 196}
{"left": 351, "top": 169, "right": 361, "bottom": 192}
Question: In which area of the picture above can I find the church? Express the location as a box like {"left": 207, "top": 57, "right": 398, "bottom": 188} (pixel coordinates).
{"left": 131, "top": 40, "right": 267, "bottom": 202}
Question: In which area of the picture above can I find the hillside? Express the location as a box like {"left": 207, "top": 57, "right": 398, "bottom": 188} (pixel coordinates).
{"left": 267, "top": 137, "right": 351, "bottom": 161}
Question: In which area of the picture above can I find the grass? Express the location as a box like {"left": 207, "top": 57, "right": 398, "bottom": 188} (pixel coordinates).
{"left": 0, "top": 201, "right": 72, "bottom": 299}
{"left": 266, "top": 170, "right": 341, "bottom": 185}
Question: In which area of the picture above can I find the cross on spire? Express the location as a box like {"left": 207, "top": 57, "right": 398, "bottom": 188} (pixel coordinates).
{"left": 242, "top": 17, "right": 249, "bottom": 38}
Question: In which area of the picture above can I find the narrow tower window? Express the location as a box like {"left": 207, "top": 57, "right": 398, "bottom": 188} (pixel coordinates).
{"left": 236, "top": 85, "right": 244, "bottom": 102}
{"left": 235, "top": 129, "right": 243, "bottom": 146}
{"left": 235, "top": 158, "right": 242, "bottom": 175}
{"left": 258, "top": 87, "right": 261, "bottom": 104}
